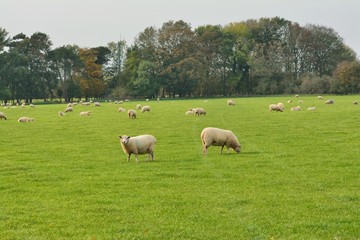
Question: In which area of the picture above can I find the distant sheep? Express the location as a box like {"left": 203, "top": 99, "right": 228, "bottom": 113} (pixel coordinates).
{"left": 287, "top": 100, "right": 292, "bottom": 103}
{"left": 295, "top": 94, "right": 299, "bottom": 98}
{"left": 64, "top": 107, "right": 73, "bottom": 113}
{"left": 291, "top": 106, "right": 301, "bottom": 111}
{"left": 318, "top": 96, "right": 323, "bottom": 100}
{"left": 298, "top": 100, "right": 304, "bottom": 104}
{"left": 201, "top": 127, "right": 241, "bottom": 155}
{"left": 307, "top": 107, "right": 316, "bottom": 111}
{"left": 227, "top": 100, "right": 235, "bottom": 106}
{"left": 79, "top": 111, "right": 91, "bottom": 116}
{"left": 94, "top": 102, "right": 101, "bottom": 107}
{"left": 118, "top": 107, "right": 126, "bottom": 113}
{"left": 353, "top": 100, "right": 358, "bottom": 105}
{"left": 195, "top": 108, "right": 206, "bottom": 116}
{"left": 185, "top": 110, "right": 195, "bottom": 115}
{"left": 29, "top": 104, "right": 35, "bottom": 108}
{"left": 325, "top": 99, "right": 334, "bottom": 104}
{"left": 141, "top": 105, "right": 151, "bottom": 113}
{"left": 58, "top": 111, "right": 66, "bottom": 117}
{"left": 269, "top": 103, "right": 284, "bottom": 112}
{"left": 128, "top": 109, "right": 137, "bottom": 119}
{"left": 136, "top": 104, "right": 142, "bottom": 110}
{"left": 18, "top": 117, "right": 35, "bottom": 122}
{"left": 119, "top": 134, "right": 156, "bottom": 162}
{"left": 0, "top": 112, "right": 7, "bottom": 120}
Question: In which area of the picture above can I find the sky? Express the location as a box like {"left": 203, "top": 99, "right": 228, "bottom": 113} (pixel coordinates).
{"left": 2, "top": 0, "right": 360, "bottom": 57}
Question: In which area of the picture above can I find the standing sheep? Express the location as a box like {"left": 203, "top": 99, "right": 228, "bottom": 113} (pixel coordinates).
{"left": 18, "top": 117, "right": 35, "bottom": 122}
{"left": 119, "top": 134, "right": 156, "bottom": 162}
{"left": 141, "top": 105, "right": 151, "bottom": 113}
{"left": 269, "top": 103, "right": 284, "bottom": 112}
{"left": 325, "top": 99, "right": 334, "bottom": 104}
{"left": 0, "top": 112, "right": 7, "bottom": 120}
{"left": 201, "top": 127, "right": 241, "bottom": 155}
{"left": 128, "top": 109, "right": 137, "bottom": 119}
{"left": 64, "top": 107, "right": 73, "bottom": 113}
{"left": 227, "top": 100, "right": 235, "bottom": 106}
{"left": 195, "top": 108, "right": 206, "bottom": 116}
{"left": 94, "top": 102, "right": 101, "bottom": 107}
{"left": 58, "top": 111, "right": 66, "bottom": 117}
{"left": 118, "top": 107, "right": 126, "bottom": 113}
{"left": 136, "top": 104, "right": 142, "bottom": 110}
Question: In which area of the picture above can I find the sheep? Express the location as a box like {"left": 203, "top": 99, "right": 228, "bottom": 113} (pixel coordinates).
{"left": 307, "top": 107, "right": 316, "bottom": 111}
{"left": 94, "top": 102, "right": 101, "bottom": 107}
{"left": 227, "top": 99, "right": 235, "bottom": 106}
{"left": 119, "top": 134, "right": 156, "bottom": 162}
{"left": 67, "top": 103, "right": 73, "bottom": 108}
{"left": 79, "top": 111, "right": 91, "bottom": 116}
{"left": 29, "top": 104, "right": 35, "bottom": 108}
{"left": 18, "top": 117, "right": 35, "bottom": 122}
{"left": 353, "top": 100, "right": 358, "bottom": 105}
{"left": 118, "top": 107, "right": 126, "bottom": 113}
{"left": 295, "top": 94, "right": 299, "bottom": 98}
{"left": 287, "top": 100, "right": 292, "bottom": 103}
{"left": 141, "top": 105, "right": 151, "bottom": 113}
{"left": 200, "top": 127, "right": 241, "bottom": 155}
{"left": 64, "top": 107, "right": 73, "bottom": 113}
{"left": 298, "top": 100, "right": 304, "bottom": 104}
{"left": 269, "top": 103, "right": 284, "bottom": 112}
{"left": 318, "top": 96, "right": 323, "bottom": 100}
{"left": 58, "top": 111, "right": 66, "bottom": 117}
{"left": 0, "top": 112, "right": 7, "bottom": 120}
{"left": 185, "top": 110, "right": 195, "bottom": 115}
{"left": 325, "top": 99, "right": 334, "bottom": 104}
{"left": 136, "top": 104, "right": 142, "bottom": 110}
{"left": 291, "top": 106, "right": 301, "bottom": 111}
{"left": 128, "top": 109, "right": 137, "bottom": 119}
{"left": 195, "top": 108, "right": 206, "bottom": 116}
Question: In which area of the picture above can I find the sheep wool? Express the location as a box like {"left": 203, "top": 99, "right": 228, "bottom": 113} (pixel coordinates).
{"left": 119, "top": 134, "right": 156, "bottom": 162}
{"left": 269, "top": 103, "right": 284, "bottom": 112}
{"left": 0, "top": 112, "right": 7, "bottom": 120}
{"left": 141, "top": 105, "right": 151, "bottom": 113}
{"left": 227, "top": 100, "right": 235, "bottom": 106}
{"left": 128, "top": 109, "right": 137, "bottom": 119}
{"left": 201, "top": 127, "right": 241, "bottom": 155}
{"left": 18, "top": 117, "right": 35, "bottom": 122}
{"left": 118, "top": 107, "right": 126, "bottom": 113}
{"left": 79, "top": 111, "right": 91, "bottom": 116}
{"left": 195, "top": 108, "right": 206, "bottom": 116}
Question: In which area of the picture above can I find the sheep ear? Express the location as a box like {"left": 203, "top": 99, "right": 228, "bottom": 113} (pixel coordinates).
{"left": 127, "top": 136, "right": 131, "bottom": 139}
{"left": 119, "top": 136, "right": 122, "bottom": 139}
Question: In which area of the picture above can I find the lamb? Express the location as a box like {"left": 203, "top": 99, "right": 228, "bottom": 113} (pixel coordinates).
{"left": 269, "top": 103, "right": 284, "bottom": 112}
{"left": 291, "top": 106, "right": 301, "bottom": 111}
{"left": 141, "top": 105, "right": 151, "bottom": 113}
{"left": 118, "top": 107, "right": 126, "bottom": 113}
{"left": 119, "top": 134, "right": 156, "bottom": 162}
{"left": 128, "top": 109, "right": 137, "bottom": 119}
{"left": 58, "top": 111, "right": 66, "bottom": 117}
{"left": 195, "top": 108, "right": 206, "bottom": 116}
{"left": 325, "top": 99, "right": 334, "bottom": 104}
{"left": 64, "top": 107, "right": 73, "bottom": 113}
{"left": 227, "top": 100, "right": 235, "bottom": 106}
{"left": 136, "top": 104, "right": 142, "bottom": 110}
{"left": 0, "top": 112, "right": 7, "bottom": 120}
{"left": 18, "top": 117, "right": 35, "bottom": 122}
{"left": 201, "top": 127, "right": 241, "bottom": 155}
{"left": 79, "top": 111, "right": 91, "bottom": 116}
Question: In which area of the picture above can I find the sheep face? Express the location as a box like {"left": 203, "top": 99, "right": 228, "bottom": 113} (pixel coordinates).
{"left": 233, "top": 145, "right": 241, "bottom": 153}
{"left": 119, "top": 135, "right": 131, "bottom": 145}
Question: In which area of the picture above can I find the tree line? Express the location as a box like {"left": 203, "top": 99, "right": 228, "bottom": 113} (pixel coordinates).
{"left": 1, "top": 17, "right": 359, "bottom": 103}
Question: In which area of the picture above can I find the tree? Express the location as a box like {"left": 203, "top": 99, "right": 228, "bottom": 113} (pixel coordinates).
{"left": 333, "top": 61, "right": 360, "bottom": 94}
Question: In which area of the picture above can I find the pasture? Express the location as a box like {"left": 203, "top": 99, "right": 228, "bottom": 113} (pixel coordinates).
{"left": 1, "top": 96, "right": 360, "bottom": 239}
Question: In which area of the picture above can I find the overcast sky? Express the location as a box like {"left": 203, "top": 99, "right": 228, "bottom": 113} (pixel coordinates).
{"left": 2, "top": 0, "right": 359, "bottom": 57}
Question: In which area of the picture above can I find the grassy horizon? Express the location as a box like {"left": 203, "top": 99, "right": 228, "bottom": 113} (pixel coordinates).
{"left": 1, "top": 95, "right": 360, "bottom": 239}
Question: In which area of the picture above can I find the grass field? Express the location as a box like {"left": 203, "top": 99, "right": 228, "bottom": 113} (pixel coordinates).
{"left": 1, "top": 96, "right": 360, "bottom": 239}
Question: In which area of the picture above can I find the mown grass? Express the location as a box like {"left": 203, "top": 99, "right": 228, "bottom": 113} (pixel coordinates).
{"left": 1, "top": 95, "right": 360, "bottom": 239}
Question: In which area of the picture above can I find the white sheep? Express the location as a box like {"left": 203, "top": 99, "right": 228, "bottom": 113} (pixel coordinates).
{"left": 136, "top": 104, "right": 142, "bottom": 110}
{"left": 18, "top": 117, "right": 35, "bottom": 122}
{"left": 307, "top": 107, "right": 316, "bottom": 111}
{"left": 79, "top": 111, "right": 91, "bottom": 116}
{"left": 128, "top": 109, "right": 137, "bottom": 119}
{"left": 318, "top": 96, "right": 323, "bottom": 100}
{"left": 353, "top": 100, "right": 358, "bottom": 105}
{"left": 119, "top": 134, "right": 156, "bottom": 162}
{"left": 269, "top": 103, "right": 284, "bottom": 112}
{"left": 287, "top": 100, "right": 292, "bottom": 103}
{"left": 291, "top": 106, "right": 301, "bottom": 111}
{"left": 185, "top": 110, "right": 195, "bottom": 115}
{"left": 141, "top": 105, "right": 151, "bottom": 113}
{"left": 58, "top": 111, "right": 66, "bottom": 117}
{"left": 0, "top": 112, "right": 7, "bottom": 120}
{"left": 195, "top": 108, "right": 206, "bottom": 116}
{"left": 227, "top": 100, "right": 236, "bottom": 106}
{"left": 94, "top": 102, "right": 101, "bottom": 107}
{"left": 118, "top": 107, "right": 126, "bottom": 113}
{"left": 64, "top": 107, "right": 73, "bottom": 113}
{"left": 67, "top": 103, "right": 73, "bottom": 108}
{"left": 325, "top": 99, "right": 334, "bottom": 104}
{"left": 29, "top": 104, "right": 35, "bottom": 108}
{"left": 201, "top": 127, "right": 241, "bottom": 155}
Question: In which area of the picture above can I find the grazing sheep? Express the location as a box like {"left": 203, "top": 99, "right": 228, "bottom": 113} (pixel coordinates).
{"left": 287, "top": 100, "right": 292, "bottom": 103}
{"left": 128, "top": 109, "right": 137, "bottom": 119}
{"left": 298, "top": 100, "right": 304, "bottom": 104}
{"left": 269, "top": 103, "right": 284, "bottom": 112}
{"left": 136, "top": 104, "right": 142, "bottom": 110}
{"left": 29, "top": 104, "right": 35, "bottom": 108}
{"left": 0, "top": 112, "right": 7, "bottom": 120}
{"left": 294, "top": 94, "right": 299, "bottom": 97}
{"left": 227, "top": 100, "right": 235, "bottom": 106}
{"left": 195, "top": 108, "right": 206, "bottom": 116}
{"left": 58, "top": 111, "right": 66, "bottom": 117}
{"left": 94, "top": 102, "right": 101, "bottom": 107}
{"left": 141, "top": 105, "right": 151, "bottom": 113}
{"left": 307, "top": 107, "right": 316, "bottom": 111}
{"left": 21, "top": 103, "right": 26, "bottom": 108}
{"left": 18, "top": 117, "right": 35, "bottom": 122}
{"left": 201, "top": 127, "right": 241, "bottom": 155}
{"left": 119, "top": 134, "right": 157, "bottom": 162}
{"left": 325, "top": 99, "right": 334, "bottom": 104}
{"left": 185, "top": 110, "right": 195, "bottom": 115}
{"left": 64, "top": 107, "right": 73, "bottom": 113}
{"left": 353, "top": 100, "right": 358, "bottom": 105}
{"left": 67, "top": 103, "right": 73, "bottom": 108}
{"left": 291, "top": 106, "right": 301, "bottom": 111}
{"left": 318, "top": 96, "right": 323, "bottom": 100}
{"left": 79, "top": 111, "right": 91, "bottom": 116}
{"left": 118, "top": 107, "right": 126, "bottom": 113}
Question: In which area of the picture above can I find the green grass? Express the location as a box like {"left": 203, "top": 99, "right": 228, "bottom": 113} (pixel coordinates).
{"left": 1, "top": 96, "right": 360, "bottom": 239}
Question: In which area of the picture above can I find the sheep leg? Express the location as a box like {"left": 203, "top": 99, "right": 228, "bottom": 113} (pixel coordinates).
{"left": 135, "top": 154, "right": 139, "bottom": 162}
{"left": 127, "top": 154, "right": 131, "bottom": 162}
{"left": 203, "top": 146, "right": 209, "bottom": 155}
{"left": 220, "top": 145, "right": 225, "bottom": 154}
{"left": 149, "top": 151, "right": 154, "bottom": 161}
